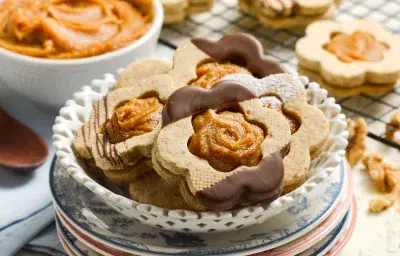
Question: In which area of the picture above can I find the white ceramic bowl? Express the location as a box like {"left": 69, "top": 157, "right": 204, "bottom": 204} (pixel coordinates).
{"left": 53, "top": 71, "right": 348, "bottom": 233}
{"left": 0, "top": 0, "right": 163, "bottom": 109}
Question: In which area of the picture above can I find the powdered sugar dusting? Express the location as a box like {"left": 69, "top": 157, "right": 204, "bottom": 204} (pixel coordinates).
{"left": 222, "top": 73, "right": 306, "bottom": 103}
{"left": 260, "top": 96, "right": 282, "bottom": 107}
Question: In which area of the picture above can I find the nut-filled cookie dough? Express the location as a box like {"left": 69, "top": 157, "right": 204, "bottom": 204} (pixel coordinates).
{"left": 296, "top": 20, "right": 400, "bottom": 95}
{"left": 239, "top": 0, "right": 342, "bottom": 29}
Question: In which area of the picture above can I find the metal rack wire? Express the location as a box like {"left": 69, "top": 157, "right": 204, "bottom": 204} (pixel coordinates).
{"left": 159, "top": 0, "right": 400, "bottom": 150}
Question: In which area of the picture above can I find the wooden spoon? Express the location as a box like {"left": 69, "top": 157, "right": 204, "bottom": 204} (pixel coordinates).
{"left": 0, "top": 107, "right": 49, "bottom": 170}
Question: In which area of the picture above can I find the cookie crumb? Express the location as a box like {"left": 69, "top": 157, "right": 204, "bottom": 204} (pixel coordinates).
{"left": 346, "top": 117, "right": 368, "bottom": 166}
{"left": 369, "top": 197, "right": 394, "bottom": 213}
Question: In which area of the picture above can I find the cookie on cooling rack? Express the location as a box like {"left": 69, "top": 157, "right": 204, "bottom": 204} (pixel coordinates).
{"left": 296, "top": 19, "right": 400, "bottom": 97}
{"left": 239, "top": 0, "right": 342, "bottom": 29}
{"left": 222, "top": 73, "right": 329, "bottom": 193}
{"left": 163, "top": 0, "right": 215, "bottom": 24}
{"left": 153, "top": 80, "right": 291, "bottom": 211}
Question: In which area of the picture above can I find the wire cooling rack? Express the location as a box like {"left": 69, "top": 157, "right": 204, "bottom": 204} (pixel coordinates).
{"left": 159, "top": 0, "right": 400, "bottom": 150}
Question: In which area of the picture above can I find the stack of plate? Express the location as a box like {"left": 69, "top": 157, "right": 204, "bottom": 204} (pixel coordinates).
{"left": 50, "top": 154, "right": 356, "bottom": 256}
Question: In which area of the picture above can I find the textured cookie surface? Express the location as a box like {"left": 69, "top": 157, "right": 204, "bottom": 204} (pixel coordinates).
{"left": 298, "top": 66, "right": 396, "bottom": 98}
{"left": 103, "top": 158, "right": 153, "bottom": 184}
{"left": 90, "top": 75, "right": 177, "bottom": 171}
{"left": 163, "top": 0, "right": 214, "bottom": 24}
{"left": 154, "top": 81, "right": 291, "bottom": 210}
{"left": 129, "top": 171, "right": 194, "bottom": 210}
{"left": 296, "top": 20, "right": 400, "bottom": 88}
{"left": 239, "top": 0, "right": 338, "bottom": 29}
{"left": 223, "top": 73, "right": 329, "bottom": 190}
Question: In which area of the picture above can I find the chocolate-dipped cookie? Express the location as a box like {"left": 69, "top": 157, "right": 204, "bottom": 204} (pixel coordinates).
{"left": 222, "top": 73, "right": 329, "bottom": 192}
{"left": 144, "top": 33, "right": 286, "bottom": 90}
{"left": 152, "top": 80, "right": 291, "bottom": 211}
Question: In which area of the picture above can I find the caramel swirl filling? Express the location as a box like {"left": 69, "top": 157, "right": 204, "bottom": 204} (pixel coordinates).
{"left": 0, "top": 0, "right": 152, "bottom": 59}
{"left": 188, "top": 110, "right": 265, "bottom": 172}
{"left": 191, "top": 62, "right": 251, "bottom": 89}
{"left": 324, "top": 31, "right": 388, "bottom": 63}
{"left": 106, "top": 97, "right": 162, "bottom": 143}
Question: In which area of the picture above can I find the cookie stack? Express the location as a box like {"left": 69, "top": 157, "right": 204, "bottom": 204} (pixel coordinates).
{"left": 163, "top": 0, "right": 215, "bottom": 24}
{"left": 239, "top": 0, "right": 343, "bottom": 29}
{"left": 296, "top": 19, "right": 400, "bottom": 97}
{"left": 72, "top": 33, "right": 330, "bottom": 212}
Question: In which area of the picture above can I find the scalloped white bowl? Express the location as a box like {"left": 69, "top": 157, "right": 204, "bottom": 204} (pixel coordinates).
{"left": 53, "top": 72, "right": 348, "bottom": 233}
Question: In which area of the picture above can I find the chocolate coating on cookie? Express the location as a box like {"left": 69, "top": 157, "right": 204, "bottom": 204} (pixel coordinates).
{"left": 198, "top": 145, "right": 289, "bottom": 210}
{"left": 161, "top": 80, "right": 288, "bottom": 210}
{"left": 191, "top": 33, "right": 286, "bottom": 78}
{"left": 162, "top": 80, "right": 256, "bottom": 126}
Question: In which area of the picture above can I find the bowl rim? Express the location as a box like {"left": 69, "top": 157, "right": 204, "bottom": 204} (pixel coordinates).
{"left": 0, "top": 0, "right": 163, "bottom": 66}
{"left": 53, "top": 71, "right": 349, "bottom": 220}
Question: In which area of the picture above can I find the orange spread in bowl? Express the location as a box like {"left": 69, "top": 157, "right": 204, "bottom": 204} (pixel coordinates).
{"left": 0, "top": 0, "right": 153, "bottom": 59}
{"left": 106, "top": 97, "right": 163, "bottom": 143}
{"left": 188, "top": 110, "right": 264, "bottom": 172}
{"left": 324, "top": 31, "right": 388, "bottom": 63}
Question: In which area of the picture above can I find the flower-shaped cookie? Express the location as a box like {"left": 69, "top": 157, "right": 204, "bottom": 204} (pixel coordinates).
{"left": 222, "top": 73, "right": 329, "bottom": 191}
{"left": 138, "top": 33, "right": 286, "bottom": 90}
{"left": 86, "top": 75, "right": 177, "bottom": 171}
{"left": 73, "top": 58, "right": 172, "bottom": 154}
{"left": 153, "top": 80, "right": 291, "bottom": 211}
{"left": 296, "top": 20, "right": 400, "bottom": 87}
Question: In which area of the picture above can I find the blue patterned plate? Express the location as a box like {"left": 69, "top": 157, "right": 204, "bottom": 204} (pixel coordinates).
{"left": 50, "top": 157, "right": 347, "bottom": 256}
{"left": 300, "top": 199, "right": 356, "bottom": 256}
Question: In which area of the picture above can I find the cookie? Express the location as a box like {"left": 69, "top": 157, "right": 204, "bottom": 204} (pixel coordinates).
{"left": 153, "top": 81, "right": 291, "bottom": 211}
{"left": 163, "top": 0, "right": 214, "bottom": 24}
{"left": 115, "top": 58, "right": 172, "bottom": 89}
{"left": 129, "top": 171, "right": 194, "bottom": 210}
{"left": 296, "top": 20, "right": 400, "bottom": 89}
{"left": 187, "top": 0, "right": 214, "bottom": 15}
{"left": 88, "top": 74, "right": 177, "bottom": 171}
{"left": 163, "top": 0, "right": 189, "bottom": 24}
{"left": 298, "top": 66, "right": 397, "bottom": 98}
{"left": 240, "top": 0, "right": 340, "bottom": 29}
{"left": 103, "top": 158, "right": 153, "bottom": 184}
{"left": 73, "top": 58, "right": 173, "bottom": 161}
{"left": 222, "top": 73, "right": 329, "bottom": 191}
{"left": 157, "top": 33, "right": 286, "bottom": 90}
